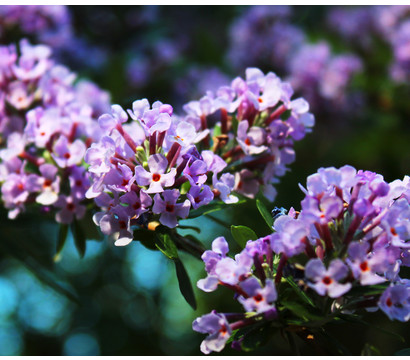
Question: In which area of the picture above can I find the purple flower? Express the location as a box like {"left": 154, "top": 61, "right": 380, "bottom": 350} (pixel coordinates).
{"left": 305, "top": 259, "right": 352, "bottom": 298}
{"left": 98, "top": 104, "right": 128, "bottom": 133}
{"left": 238, "top": 278, "right": 277, "bottom": 313}
{"left": 135, "top": 154, "right": 176, "bottom": 194}
{"left": 152, "top": 189, "right": 190, "bottom": 228}
{"left": 197, "top": 236, "right": 229, "bottom": 292}
{"left": 237, "top": 120, "right": 267, "bottom": 155}
{"left": 192, "top": 311, "right": 231, "bottom": 354}
{"left": 379, "top": 282, "right": 410, "bottom": 322}
{"left": 270, "top": 215, "right": 307, "bottom": 257}
{"left": 234, "top": 169, "right": 260, "bottom": 198}
{"left": 68, "top": 165, "right": 90, "bottom": 200}
{"left": 214, "top": 251, "right": 253, "bottom": 286}
{"left": 104, "top": 163, "right": 136, "bottom": 193}
{"left": 183, "top": 159, "right": 208, "bottom": 185}
{"left": 99, "top": 205, "right": 133, "bottom": 246}
{"left": 213, "top": 173, "right": 238, "bottom": 204}
{"left": 55, "top": 195, "right": 86, "bottom": 224}
{"left": 119, "top": 190, "right": 152, "bottom": 219}
{"left": 347, "top": 242, "right": 389, "bottom": 285}
{"left": 187, "top": 185, "right": 214, "bottom": 209}
{"left": 28, "top": 163, "right": 60, "bottom": 205}
{"left": 52, "top": 135, "right": 86, "bottom": 168}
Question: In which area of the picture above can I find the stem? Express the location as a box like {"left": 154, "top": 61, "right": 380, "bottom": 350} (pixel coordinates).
{"left": 221, "top": 108, "right": 228, "bottom": 134}
{"left": 172, "top": 232, "right": 205, "bottom": 260}
{"left": 344, "top": 215, "right": 362, "bottom": 245}
{"left": 68, "top": 122, "right": 78, "bottom": 143}
{"left": 302, "top": 236, "right": 316, "bottom": 258}
{"left": 116, "top": 124, "right": 137, "bottom": 152}
{"left": 222, "top": 145, "right": 242, "bottom": 160}
{"left": 200, "top": 115, "right": 210, "bottom": 147}
{"left": 157, "top": 131, "right": 166, "bottom": 149}
{"left": 253, "top": 254, "right": 266, "bottom": 284}
{"left": 266, "top": 104, "right": 287, "bottom": 125}
{"left": 149, "top": 132, "right": 157, "bottom": 155}
{"left": 275, "top": 254, "right": 287, "bottom": 284}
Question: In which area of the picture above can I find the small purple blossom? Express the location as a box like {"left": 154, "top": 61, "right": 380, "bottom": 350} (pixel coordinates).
{"left": 192, "top": 311, "right": 231, "bottom": 354}
{"left": 152, "top": 189, "right": 190, "bottom": 228}
{"left": 305, "top": 259, "right": 352, "bottom": 298}
{"left": 135, "top": 154, "right": 176, "bottom": 194}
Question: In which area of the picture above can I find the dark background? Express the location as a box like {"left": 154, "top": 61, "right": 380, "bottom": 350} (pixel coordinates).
{"left": 0, "top": 5, "right": 409, "bottom": 355}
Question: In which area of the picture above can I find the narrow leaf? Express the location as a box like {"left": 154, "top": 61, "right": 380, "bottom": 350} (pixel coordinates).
{"left": 337, "top": 314, "right": 405, "bottom": 343}
{"left": 134, "top": 228, "right": 158, "bottom": 251}
{"left": 280, "top": 299, "right": 323, "bottom": 321}
{"left": 71, "top": 220, "right": 86, "bottom": 258}
{"left": 155, "top": 226, "right": 178, "bottom": 260}
{"left": 56, "top": 224, "right": 69, "bottom": 255}
{"left": 394, "top": 348, "right": 410, "bottom": 356}
{"left": 231, "top": 225, "right": 258, "bottom": 249}
{"left": 178, "top": 225, "right": 201, "bottom": 233}
{"left": 241, "top": 323, "right": 274, "bottom": 352}
{"left": 256, "top": 199, "right": 273, "bottom": 230}
{"left": 174, "top": 259, "right": 197, "bottom": 310}
{"left": 361, "top": 343, "right": 382, "bottom": 356}
{"left": 188, "top": 199, "right": 246, "bottom": 219}
{"left": 77, "top": 211, "right": 102, "bottom": 241}
{"left": 283, "top": 275, "right": 316, "bottom": 308}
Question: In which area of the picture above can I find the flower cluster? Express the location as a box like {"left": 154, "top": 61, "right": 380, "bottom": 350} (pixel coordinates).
{"left": 0, "top": 39, "right": 110, "bottom": 223}
{"left": 193, "top": 165, "right": 410, "bottom": 354}
{"left": 227, "top": 6, "right": 363, "bottom": 113}
{"left": 86, "top": 67, "right": 314, "bottom": 246}
{"left": 288, "top": 42, "right": 363, "bottom": 108}
{"left": 0, "top": 5, "right": 73, "bottom": 47}
{"left": 227, "top": 5, "right": 303, "bottom": 73}
{"left": 327, "top": 5, "right": 410, "bottom": 82}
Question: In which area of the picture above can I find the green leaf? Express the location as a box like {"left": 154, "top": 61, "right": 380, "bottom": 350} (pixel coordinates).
{"left": 283, "top": 275, "right": 316, "bottom": 308}
{"left": 174, "top": 258, "right": 197, "bottom": 310}
{"left": 133, "top": 228, "right": 157, "bottom": 251}
{"left": 71, "top": 220, "right": 86, "bottom": 258}
{"left": 178, "top": 225, "right": 201, "bottom": 234}
{"left": 180, "top": 181, "right": 191, "bottom": 195}
{"left": 394, "top": 348, "right": 410, "bottom": 356}
{"left": 77, "top": 211, "right": 102, "bottom": 241}
{"left": 187, "top": 199, "right": 246, "bottom": 219}
{"left": 256, "top": 199, "right": 273, "bottom": 230}
{"left": 318, "top": 328, "right": 352, "bottom": 355}
{"left": 241, "top": 323, "right": 274, "bottom": 352}
{"left": 280, "top": 298, "right": 323, "bottom": 321}
{"left": 336, "top": 314, "right": 405, "bottom": 343}
{"left": 361, "top": 343, "right": 382, "bottom": 356}
{"left": 56, "top": 224, "right": 69, "bottom": 255}
{"left": 346, "top": 282, "right": 389, "bottom": 297}
{"left": 155, "top": 226, "right": 178, "bottom": 260}
{"left": 231, "top": 225, "right": 258, "bottom": 248}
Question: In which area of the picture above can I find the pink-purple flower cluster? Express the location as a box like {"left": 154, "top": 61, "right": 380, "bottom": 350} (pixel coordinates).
{"left": 327, "top": 5, "right": 410, "bottom": 83}
{"left": 0, "top": 39, "right": 110, "bottom": 223}
{"left": 181, "top": 67, "right": 315, "bottom": 201}
{"left": 227, "top": 6, "right": 363, "bottom": 112}
{"left": 0, "top": 5, "right": 73, "bottom": 49}
{"left": 86, "top": 67, "right": 314, "bottom": 246}
{"left": 193, "top": 236, "right": 278, "bottom": 354}
{"left": 193, "top": 165, "right": 410, "bottom": 354}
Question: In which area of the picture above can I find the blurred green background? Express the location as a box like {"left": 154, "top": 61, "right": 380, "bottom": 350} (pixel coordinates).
{"left": 0, "top": 5, "right": 409, "bottom": 355}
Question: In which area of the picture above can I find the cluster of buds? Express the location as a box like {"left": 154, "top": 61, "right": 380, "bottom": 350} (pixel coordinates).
{"left": 327, "top": 5, "right": 410, "bottom": 83}
{"left": 85, "top": 67, "right": 314, "bottom": 246}
{"left": 181, "top": 67, "right": 315, "bottom": 202}
{"left": 227, "top": 6, "right": 363, "bottom": 113}
{"left": 0, "top": 39, "right": 110, "bottom": 223}
{"left": 0, "top": 6, "right": 73, "bottom": 49}
{"left": 193, "top": 165, "right": 410, "bottom": 354}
